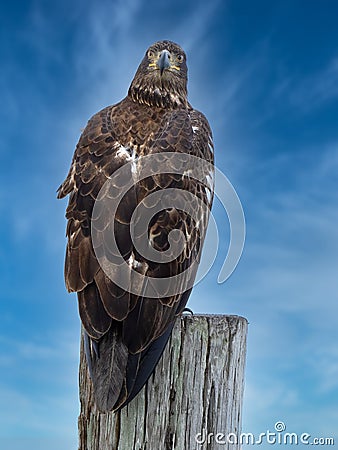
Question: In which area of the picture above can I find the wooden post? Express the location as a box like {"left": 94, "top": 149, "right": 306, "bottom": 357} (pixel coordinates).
{"left": 78, "top": 314, "right": 248, "bottom": 450}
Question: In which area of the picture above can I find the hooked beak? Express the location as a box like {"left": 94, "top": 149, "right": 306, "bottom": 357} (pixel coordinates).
{"left": 157, "top": 50, "right": 171, "bottom": 74}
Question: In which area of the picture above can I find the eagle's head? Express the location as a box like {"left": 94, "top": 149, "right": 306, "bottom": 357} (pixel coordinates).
{"left": 128, "top": 40, "right": 188, "bottom": 109}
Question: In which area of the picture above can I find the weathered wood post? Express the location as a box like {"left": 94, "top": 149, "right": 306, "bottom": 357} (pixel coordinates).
{"left": 78, "top": 314, "right": 248, "bottom": 450}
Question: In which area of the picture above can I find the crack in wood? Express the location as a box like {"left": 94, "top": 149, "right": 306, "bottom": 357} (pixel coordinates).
{"left": 78, "top": 315, "right": 248, "bottom": 450}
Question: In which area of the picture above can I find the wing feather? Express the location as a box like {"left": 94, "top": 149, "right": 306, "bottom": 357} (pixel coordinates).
{"left": 58, "top": 97, "right": 214, "bottom": 411}
{"left": 78, "top": 283, "right": 112, "bottom": 339}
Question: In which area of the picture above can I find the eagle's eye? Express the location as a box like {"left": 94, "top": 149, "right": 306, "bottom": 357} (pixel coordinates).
{"left": 147, "top": 50, "right": 155, "bottom": 59}
{"left": 177, "top": 54, "right": 184, "bottom": 63}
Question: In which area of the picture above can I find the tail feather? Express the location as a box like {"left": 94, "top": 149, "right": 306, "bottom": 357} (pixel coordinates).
{"left": 84, "top": 319, "right": 176, "bottom": 412}
{"left": 115, "top": 320, "right": 175, "bottom": 411}
{"left": 85, "top": 323, "right": 129, "bottom": 412}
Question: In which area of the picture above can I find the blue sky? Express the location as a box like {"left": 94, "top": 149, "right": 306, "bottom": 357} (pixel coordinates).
{"left": 1, "top": 0, "right": 338, "bottom": 448}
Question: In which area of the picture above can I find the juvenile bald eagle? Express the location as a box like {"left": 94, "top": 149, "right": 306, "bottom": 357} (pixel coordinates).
{"left": 58, "top": 40, "right": 214, "bottom": 412}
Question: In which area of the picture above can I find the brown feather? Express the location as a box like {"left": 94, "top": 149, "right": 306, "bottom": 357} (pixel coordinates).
{"left": 78, "top": 283, "right": 112, "bottom": 339}
{"left": 58, "top": 40, "right": 214, "bottom": 411}
{"left": 94, "top": 270, "right": 130, "bottom": 321}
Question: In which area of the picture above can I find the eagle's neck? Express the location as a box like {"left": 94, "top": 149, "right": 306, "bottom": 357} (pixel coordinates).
{"left": 128, "top": 81, "right": 188, "bottom": 109}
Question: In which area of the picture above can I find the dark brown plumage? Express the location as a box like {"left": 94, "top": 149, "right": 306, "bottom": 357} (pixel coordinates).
{"left": 58, "top": 40, "right": 214, "bottom": 412}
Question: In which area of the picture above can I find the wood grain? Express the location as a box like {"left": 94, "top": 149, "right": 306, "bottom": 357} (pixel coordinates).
{"left": 78, "top": 314, "right": 248, "bottom": 450}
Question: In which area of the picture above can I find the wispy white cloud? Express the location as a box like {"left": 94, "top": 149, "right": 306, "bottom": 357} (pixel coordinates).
{"left": 305, "top": 339, "right": 338, "bottom": 394}
{"left": 252, "top": 54, "right": 338, "bottom": 120}
{"left": 192, "top": 133, "right": 338, "bottom": 443}
{"left": 0, "top": 329, "right": 79, "bottom": 439}
{"left": 0, "top": 329, "right": 78, "bottom": 364}
{"left": 0, "top": 383, "right": 78, "bottom": 437}
{"left": 2, "top": 1, "right": 338, "bottom": 445}
{"left": 172, "top": 0, "right": 224, "bottom": 53}
{"left": 243, "top": 379, "right": 338, "bottom": 439}
{"left": 290, "top": 57, "right": 338, "bottom": 111}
